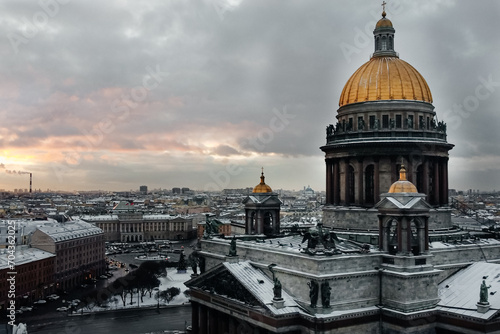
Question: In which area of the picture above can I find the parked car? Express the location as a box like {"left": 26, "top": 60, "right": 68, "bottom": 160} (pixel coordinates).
{"left": 47, "top": 294, "right": 60, "bottom": 301}
{"left": 56, "top": 307, "right": 68, "bottom": 312}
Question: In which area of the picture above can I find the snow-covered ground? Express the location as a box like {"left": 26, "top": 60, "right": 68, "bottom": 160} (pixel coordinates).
{"left": 77, "top": 269, "right": 194, "bottom": 314}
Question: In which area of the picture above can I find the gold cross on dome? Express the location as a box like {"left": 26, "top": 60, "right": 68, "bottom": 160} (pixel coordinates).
{"left": 381, "top": 1, "right": 387, "bottom": 12}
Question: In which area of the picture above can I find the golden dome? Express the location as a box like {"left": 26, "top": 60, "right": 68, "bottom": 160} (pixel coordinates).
{"left": 375, "top": 11, "right": 393, "bottom": 28}
{"left": 339, "top": 56, "right": 433, "bottom": 107}
{"left": 388, "top": 165, "right": 418, "bottom": 193}
{"left": 253, "top": 170, "right": 272, "bottom": 193}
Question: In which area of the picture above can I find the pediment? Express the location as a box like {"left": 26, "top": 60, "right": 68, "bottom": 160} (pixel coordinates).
{"left": 187, "top": 263, "right": 261, "bottom": 306}
{"left": 186, "top": 261, "right": 297, "bottom": 313}
{"left": 375, "top": 196, "right": 431, "bottom": 210}
{"left": 242, "top": 195, "right": 282, "bottom": 206}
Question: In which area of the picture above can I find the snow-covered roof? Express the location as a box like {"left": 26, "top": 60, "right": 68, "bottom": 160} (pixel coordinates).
{"left": 35, "top": 219, "right": 102, "bottom": 242}
{"left": 0, "top": 246, "right": 54, "bottom": 269}
{"left": 437, "top": 262, "right": 500, "bottom": 320}
{"left": 430, "top": 238, "right": 500, "bottom": 250}
{"left": 205, "top": 234, "right": 369, "bottom": 256}
{"left": 224, "top": 261, "right": 300, "bottom": 315}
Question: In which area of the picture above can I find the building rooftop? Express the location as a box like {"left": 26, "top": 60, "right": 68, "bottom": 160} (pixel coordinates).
{"left": 224, "top": 261, "right": 300, "bottom": 315}
{"left": 207, "top": 234, "right": 371, "bottom": 256}
{"left": 35, "top": 219, "right": 102, "bottom": 242}
{"left": 0, "top": 246, "right": 55, "bottom": 269}
{"left": 438, "top": 262, "right": 500, "bottom": 320}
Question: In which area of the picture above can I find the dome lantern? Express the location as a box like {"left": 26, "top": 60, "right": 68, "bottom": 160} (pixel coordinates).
{"left": 373, "top": 3, "right": 397, "bottom": 58}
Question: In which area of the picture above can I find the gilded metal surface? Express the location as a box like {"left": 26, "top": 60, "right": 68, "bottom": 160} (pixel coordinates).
{"left": 375, "top": 17, "right": 393, "bottom": 28}
{"left": 339, "top": 57, "right": 433, "bottom": 107}
{"left": 253, "top": 171, "right": 273, "bottom": 193}
{"left": 253, "top": 183, "right": 273, "bottom": 193}
{"left": 388, "top": 165, "right": 418, "bottom": 193}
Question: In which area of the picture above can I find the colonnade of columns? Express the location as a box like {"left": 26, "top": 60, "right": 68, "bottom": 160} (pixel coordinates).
{"left": 120, "top": 222, "right": 144, "bottom": 233}
{"left": 192, "top": 302, "right": 263, "bottom": 334}
{"left": 325, "top": 156, "right": 449, "bottom": 207}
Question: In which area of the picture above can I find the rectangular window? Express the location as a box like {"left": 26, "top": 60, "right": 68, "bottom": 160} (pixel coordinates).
{"left": 382, "top": 115, "right": 389, "bottom": 128}
{"left": 369, "top": 115, "right": 375, "bottom": 129}
{"left": 419, "top": 116, "right": 424, "bottom": 129}
{"left": 396, "top": 115, "right": 402, "bottom": 128}
{"left": 348, "top": 118, "right": 353, "bottom": 131}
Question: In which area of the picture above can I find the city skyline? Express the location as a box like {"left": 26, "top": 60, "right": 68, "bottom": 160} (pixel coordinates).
{"left": 1, "top": 1, "right": 499, "bottom": 192}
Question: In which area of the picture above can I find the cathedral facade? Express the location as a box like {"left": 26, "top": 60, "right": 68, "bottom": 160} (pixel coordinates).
{"left": 185, "top": 9, "right": 500, "bottom": 334}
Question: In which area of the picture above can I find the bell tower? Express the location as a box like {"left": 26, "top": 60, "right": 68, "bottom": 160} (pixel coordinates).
{"left": 242, "top": 169, "right": 282, "bottom": 236}
{"left": 375, "top": 166, "right": 441, "bottom": 315}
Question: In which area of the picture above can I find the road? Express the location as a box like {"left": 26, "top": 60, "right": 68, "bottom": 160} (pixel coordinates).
{"left": 27, "top": 306, "right": 191, "bottom": 334}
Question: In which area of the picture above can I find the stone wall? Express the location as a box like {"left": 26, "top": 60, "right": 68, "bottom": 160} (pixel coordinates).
{"left": 431, "top": 243, "right": 500, "bottom": 281}
{"left": 323, "top": 206, "right": 452, "bottom": 230}
{"left": 381, "top": 270, "right": 440, "bottom": 312}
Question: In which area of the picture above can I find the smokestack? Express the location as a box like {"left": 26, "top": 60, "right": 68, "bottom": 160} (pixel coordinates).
{"left": 30, "top": 173, "right": 32, "bottom": 193}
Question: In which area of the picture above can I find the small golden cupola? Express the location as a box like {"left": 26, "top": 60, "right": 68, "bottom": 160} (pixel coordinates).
{"left": 375, "top": 8, "right": 393, "bottom": 29}
{"left": 388, "top": 165, "right": 418, "bottom": 193}
{"left": 252, "top": 168, "right": 273, "bottom": 193}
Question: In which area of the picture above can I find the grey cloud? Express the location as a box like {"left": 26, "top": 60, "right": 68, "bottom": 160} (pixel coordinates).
{"left": 0, "top": 0, "right": 499, "bottom": 191}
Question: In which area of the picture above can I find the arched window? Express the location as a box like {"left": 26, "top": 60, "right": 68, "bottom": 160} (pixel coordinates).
{"left": 250, "top": 211, "right": 256, "bottom": 234}
{"left": 264, "top": 212, "right": 273, "bottom": 235}
{"left": 410, "top": 219, "right": 419, "bottom": 255}
{"left": 365, "top": 165, "right": 375, "bottom": 205}
{"left": 388, "top": 219, "right": 398, "bottom": 255}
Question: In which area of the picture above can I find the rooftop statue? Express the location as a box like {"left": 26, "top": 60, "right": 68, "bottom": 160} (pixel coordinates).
{"left": 326, "top": 124, "right": 334, "bottom": 136}
{"left": 228, "top": 236, "right": 237, "bottom": 257}
{"left": 301, "top": 222, "right": 341, "bottom": 256}
{"left": 321, "top": 281, "right": 331, "bottom": 308}
{"left": 479, "top": 278, "right": 491, "bottom": 304}
{"left": 268, "top": 264, "right": 282, "bottom": 301}
{"left": 407, "top": 117, "right": 413, "bottom": 128}
{"left": 308, "top": 280, "right": 319, "bottom": 308}
{"left": 358, "top": 118, "right": 365, "bottom": 130}
{"left": 203, "top": 214, "right": 220, "bottom": 239}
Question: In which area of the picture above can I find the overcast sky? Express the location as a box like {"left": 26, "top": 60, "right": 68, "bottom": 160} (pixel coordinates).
{"left": 0, "top": 0, "right": 499, "bottom": 193}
